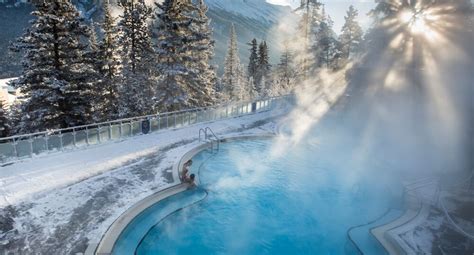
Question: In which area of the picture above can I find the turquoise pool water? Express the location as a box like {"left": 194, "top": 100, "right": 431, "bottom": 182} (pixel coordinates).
{"left": 113, "top": 121, "right": 404, "bottom": 255}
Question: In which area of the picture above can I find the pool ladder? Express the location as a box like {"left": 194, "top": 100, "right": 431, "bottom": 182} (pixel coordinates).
{"left": 199, "top": 127, "right": 220, "bottom": 153}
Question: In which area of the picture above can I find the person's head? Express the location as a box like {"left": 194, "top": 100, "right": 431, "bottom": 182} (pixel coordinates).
{"left": 186, "top": 160, "right": 193, "bottom": 166}
{"left": 190, "top": 174, "right": 195, "bottom": 181}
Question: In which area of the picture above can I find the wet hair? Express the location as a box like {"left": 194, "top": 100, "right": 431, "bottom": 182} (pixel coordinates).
{"left": 190, "top": 174, "right": 195, "bottom": 180}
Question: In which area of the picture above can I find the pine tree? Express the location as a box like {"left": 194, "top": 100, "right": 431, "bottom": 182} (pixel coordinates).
{"left": 85, "top": 22, "right": 101, "bottom": 120}
{"left": 7, "top": 101, "right": 22, "bottom": 136}
{"left": 296, "top": 0, "right": 323, "bottom": 76}
{"left": 0, "top": 100, "right": 9, "bottom": 138}
{"left": 94, "top": 2, "right": 122, "bottom": 121}
{"left": 153, "top": 0, "right": 216, "bottom": 111}
{"left": 247, "top": 38, "right": 259, "bottom": 83}
{"left": 118, "top": 0, "right": 155, "bottom": 117}
{"left": 221, "top": 24, "right": 244, "bottom": 101}
{"left": 314, "top": 12, "right": 339, "bottom": 69}
{"left": 247, "top": 76, "right": 258, "bottom": 100}
{"left": 340, "top": 5, "right": 363, "bottom": 59}
{"left": 12, "top": 1, "right": 96, "bottom": 133}
{"left": 276, "top": 44, "right": 296, "bottom": 95}
{"left": 187, "top": 0, "right": 217, "bottom": 107}
{"left": 256, "top": 41, "right": 272, "bottom": 96}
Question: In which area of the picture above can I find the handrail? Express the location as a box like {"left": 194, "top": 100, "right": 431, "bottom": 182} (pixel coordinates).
{"left": 0, "top": 95, "right": 294, "bottom": 164}
{"left": 198, "top": 127, "right": 219, "bottom": 152}
{"left": 0, "top": 94, "right": 291, "bottom": 142}
{"left": 204, "top": 127, "right": 219, "bottom": 151}
{"left": 198, "top": 128, "right": 207, "bottom": 143}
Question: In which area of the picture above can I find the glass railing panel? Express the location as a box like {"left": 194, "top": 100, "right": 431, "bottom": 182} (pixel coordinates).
{"left": 32, "top": 137, "right": 48, "bottom": 155}
{"left": 62, "top": 133, "right": 75, "bottom": 149}
{"left": 74, "top": 130, "right": 88, "bottom": 147}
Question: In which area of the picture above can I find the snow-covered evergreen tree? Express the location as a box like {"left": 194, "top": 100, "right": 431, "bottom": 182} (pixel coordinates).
{"left": 247, "top": 38, "right": 259, "bottom": 83}
{"left": 339, "top": 5, "right": 363, "bottom": 59}
{"left": 187, "top": 0, "right": 217, "bottom": 106}
{"left": 94, "top": 2, "right": 122, "bottom": 121}
{"left": 221, "top": 24, "right": 245, "bottom": 101}
{"left": 7, "top": 101, "right": 22, "bottom": 136}
{"left": 314, "top": 12, "right": 340, "bottom": 69}
{"left": 12, "top": 1, "right": 96, "bottom": 133}
{"left": 84, "top": 22, "right": 101, "bottom": 120}
{"left": 247, "top": 76, "right": 258, "bottom": 100}
{"left": 153, "top": 0, "right": 216, "bottom": 111}
{"left": 117, "top": 0, "right": 155, "bottom": 117}
{"left": 295, "top": 0, "right": 323, "bottom": 76}
{"left": 276, "top": 44, "right": 296, "bottom": 95}
{"left": 256, "top": 40, "right": 272, "bottom": 96}
{"left": 0, "top": 100, "right": 9, "bottom": 138}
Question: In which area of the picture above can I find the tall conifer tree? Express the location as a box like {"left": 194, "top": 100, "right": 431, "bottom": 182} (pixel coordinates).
{"left": 0, "top": 100, "right": 9, "bottom": 138}
{"left": 187, "top": 0, "right": 217, "bottom": 106}
{"left": 340, "top": 5, "right": 363, "bottom": 59}
{"left": 94, "top": 2, "right": 122, "bottom": 121}
{"left": 247, "top": 38, "right": 259, "bottom": 83}
{"left": 256, "top": 41, "right": 271, "bottom": 96}
{"left": 12, "top": 1, "right": 96, "bottom": 133}
{"left": 118, "top": 0, "right": 155, "bottom": 117}
{"left": 276, "top": 44, "right": 296, "bottom": 95}
{"left": 221, "top": 24, "right": 244, "bottom": 101}
{"left": 153, "top": 0, "right": 216, "bottom": 111}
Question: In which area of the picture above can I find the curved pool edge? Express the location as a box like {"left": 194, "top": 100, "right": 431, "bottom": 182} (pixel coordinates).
{"left": 92, "top": 133, "right": 276, "bottom": 255}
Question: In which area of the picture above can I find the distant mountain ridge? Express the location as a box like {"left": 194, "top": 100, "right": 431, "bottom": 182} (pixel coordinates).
{"left": 206, "top": 0, "right": 290, "bottom": 24}
{"left": 0, "top": 0, "right": 294, "bottom": 78}
{"left": 205, "top": 0, "right": 293, "bottom": 73}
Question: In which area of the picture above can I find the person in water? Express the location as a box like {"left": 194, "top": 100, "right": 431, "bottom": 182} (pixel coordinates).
{"left": 181, "top": 160, "right": 193, "bottom": 182}
{"left": 187, "top": 173, "right": 196, "bottom": 187}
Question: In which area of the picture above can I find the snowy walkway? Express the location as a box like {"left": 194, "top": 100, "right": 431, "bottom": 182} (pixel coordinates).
{"left": 0, "top": 109, "right": 283, "bottom": 254}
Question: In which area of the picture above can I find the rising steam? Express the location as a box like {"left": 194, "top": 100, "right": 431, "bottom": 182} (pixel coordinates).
{"left": 273, "top": 1, "right": 473, "bottom": 182}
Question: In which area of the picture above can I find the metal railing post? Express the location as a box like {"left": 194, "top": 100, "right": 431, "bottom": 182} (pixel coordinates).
{"left": 44, "top": 133, "right": 49, "bottom": 151}
{"left": 97, "top": 127, "right": 101, "bottom": 144}
{"left": 119, "top": 122, "right": 123, "bottom": 139}
{"left": 29, "top": 138, "right": 33, "bottom": 158}
{"left": 59, "top": 132, "right": 64, "bottom": 151}
{"left": 13, "top": 138, "right": 18, "bottom": 158}
{"left": 85, "top": 127, "right": 90, "bottom": 146}
{"left": 73, "top": 128, "right": 77, "bottom": 147}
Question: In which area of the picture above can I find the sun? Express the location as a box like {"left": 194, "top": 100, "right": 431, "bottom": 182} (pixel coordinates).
{"left": 398, "top": 9, "right": 434, "bottom": 35}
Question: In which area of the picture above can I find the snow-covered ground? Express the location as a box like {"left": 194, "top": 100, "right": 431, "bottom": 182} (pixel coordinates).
{"left": 0, "top": 109, "right": 285, "bottom": 254}
{"left": 398, "top": 190, "right": 474, "bottom": 254}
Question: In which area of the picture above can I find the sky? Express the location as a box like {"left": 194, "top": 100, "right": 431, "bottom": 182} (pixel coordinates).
{"left": 267, "top": 0, "right": 376, "bottom": 32}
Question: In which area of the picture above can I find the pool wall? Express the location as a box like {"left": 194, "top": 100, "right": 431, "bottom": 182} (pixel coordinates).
{"left": 93, "top": 133, "right": 275, "bottom": 255}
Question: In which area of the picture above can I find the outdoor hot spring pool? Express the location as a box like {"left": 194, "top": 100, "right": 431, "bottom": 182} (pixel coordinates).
{"left": 112, "top": 123, "right": 405, "bottom": 254}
